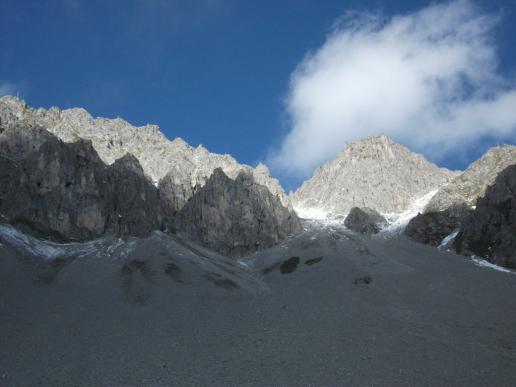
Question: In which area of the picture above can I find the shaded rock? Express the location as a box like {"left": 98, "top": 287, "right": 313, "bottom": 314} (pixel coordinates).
{"left": 0, "top": 125, "right": 160, "bottom": 241}
{"left": 175, "top": 168, "right": 302, "bottom": 257}
{"left": 344, "top": 207, "right": 387, "bottom": 235}
{"left": 0, "top": 121, "right": 300, "bottom": 255}
{"left": 0, "top": 126, "right": 111, "bottom": 240}
{"left": 454, "top": 164, "right": 516, "bottom": 269}
{"left": 404, "top": 204, "right": 470, "bottom": 246}
{"left": 406, "top": 146, "right": 516, "bottom": 248}
{"left": 158, "top": 168, "right": 195, "bottom": 232}
{"left": 106, "top": 154, "right": 161, "bottom": 238}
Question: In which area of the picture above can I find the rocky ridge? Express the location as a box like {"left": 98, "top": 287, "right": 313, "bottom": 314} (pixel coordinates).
{"left": 0, "top": 96, "right": 289, "bottom": 210}
{"left": 0, "top": 119, "right": 300, "bottom": 256}
{"left": 292, "top": 135, "right": 457, "bottom": 217}
{"left": 425, "top": 145, "right": 516, "bottom": 213}
{"left": 454, "top": 164, "right": 516, "bottom": 269}
{"left": 405, "top": 145, "right": 516, "bottom": 247}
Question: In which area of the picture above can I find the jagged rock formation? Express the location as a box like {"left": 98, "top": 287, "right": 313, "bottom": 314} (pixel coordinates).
{"left": 0, "top": 124, "right": 160, "bottom": 241}
{"left": 292, "top": 135, "right": 457, "bottom": 217}
{"left": 404, "top": 204, "right": 470, "bottom": 246}
{"left": 175, "top": 168, "right": 302, "bottom": 257}
{"left": 454, "top": 164, "right": 516, "bottom": 269}
{"left": 0, "top": 96, "right": 289, "bottom": 210}
{"left": 425, "top": 145, "right": 516, "bottom": 213}
{"left": 344, "top": 207, "right": 387, "bottom": 235}
{"left": 0, "top": 120, "right": 301, "bottom": 256}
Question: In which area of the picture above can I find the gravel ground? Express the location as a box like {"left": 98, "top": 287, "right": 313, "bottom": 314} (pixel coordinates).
{"left": 1, "top": 225, "right": 515, "bottom": 386}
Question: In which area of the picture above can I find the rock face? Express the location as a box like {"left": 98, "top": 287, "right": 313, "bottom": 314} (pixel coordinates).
{"left": 425, "top": 145, "right": 516, "bottom": 213}
{"left": 108, "top": 154, "right": 161, "bottom": 237}
{"left": 0, "top": 124, "right": 160, "bottom": 241}
{"left": 404, "top": 204, "right": 470, "bottom": 246}
{"left": 405, "top": 145, "right": 516, "bottom": 247}
{"left": 0, "top": 107, "right": 301, "bottom": 256}
{"left": 175, "top": 168, "right": 303, "bottom": 257}
{"left": 0, "top": 96, "right": 290, "bottom": 210}
{"left": 454, "top": 164, "right": 516, "bottom": 269}
{"left": 344, "top": 207, "right": 387, "bottom": 235}
{"left": 292, "top": 135, "right": 457, "bottom": 217}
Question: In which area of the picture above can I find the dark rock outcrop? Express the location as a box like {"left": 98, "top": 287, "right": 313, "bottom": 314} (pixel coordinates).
{"left": 344, "top": 207, "right": 387, "bottom": 235}
{"left": 454, "top": 164, "right": 516, "bottom": 269}
{"left": 106, "top": 154, "right": 161, "bottom": 237}
{"left": 404, "top": 204, "right": 470, "bottom": 246}
{"left": 158, "top": 168, "right": 195, "bottom": 232}
{"left": 175, "top": 168, "right": 302, "bottom": 257}
{"left": 0, "top": 124, "right": 302, "bottom": 255}
{"left": 0, "top": 125, "right": 160, "bottom": 241}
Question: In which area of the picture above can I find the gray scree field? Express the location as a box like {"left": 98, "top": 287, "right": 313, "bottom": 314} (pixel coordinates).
{"left": 1, "top": 223, "right": 515, "bottom": 386}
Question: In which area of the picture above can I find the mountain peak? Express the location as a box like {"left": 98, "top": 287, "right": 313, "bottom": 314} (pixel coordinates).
{"left": 339, "top": 134, "right": 412, "bottom": 162}
{"left": 293, "top": 135, "right": 457, "bottom": 217}
{"left": 354, "top": 133, "right": 392, "bottom": 144}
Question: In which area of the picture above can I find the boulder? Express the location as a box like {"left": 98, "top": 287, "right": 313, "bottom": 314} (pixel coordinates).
{"left": 344, "top": 207, "right": 387, "bottom": 235}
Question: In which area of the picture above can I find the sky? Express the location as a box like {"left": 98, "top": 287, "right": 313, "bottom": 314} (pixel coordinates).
{"left": 1, "top": 0, "right": 516, "bottom": 190}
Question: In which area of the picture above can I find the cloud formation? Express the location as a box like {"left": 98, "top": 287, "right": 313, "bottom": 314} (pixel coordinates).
{"left": 0, "top": 81, "right": 20, "bottom": 97}
{"left": 269, "top": 0, "right": 516, "bottom": 178}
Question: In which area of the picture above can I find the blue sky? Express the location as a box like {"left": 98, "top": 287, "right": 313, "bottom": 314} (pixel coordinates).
{"left": 1, "top": 0, "right": 516, "bottom": 190}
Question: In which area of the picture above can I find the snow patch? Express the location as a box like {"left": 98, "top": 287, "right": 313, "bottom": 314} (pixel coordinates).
{"left": 382, "top": 190, "right": 438, "bottom": 232}
{"left": 0, "top": 223, "right": 134, "bottom": 260}
{"left": 294, "top": 206, "right": 329, "bottom": 220}
{"left": 295, "top": 190, "right": 438, "bottom": 235}
{"left": 471, "top": 256, "right": 514, "bottom": 274}
{"left": 438, "top": 230, "right": 459, "bottom": 249}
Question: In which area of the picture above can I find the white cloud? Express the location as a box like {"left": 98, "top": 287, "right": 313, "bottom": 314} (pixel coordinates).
{"left": 0, "top": 81, "right": 20, "bottom": 97}
{"left": 269, "top": 0, "right": 516, "bottom": 178}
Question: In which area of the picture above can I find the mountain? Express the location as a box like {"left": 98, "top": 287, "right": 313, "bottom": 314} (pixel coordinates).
{"left": 405, "top": 145, "right": 516, "bottom": 247}
{"left": 0, "top": 118, "right": 300, "bottom": 256}
{"left": 454, "top": 163, "right": 516, "bottom": 269}
{"left": 0, "top": 96, "right": 290, "bottom": 209}
{"left": 292, "top": 135, "right": 457, "bottom": 217}
{"left": 425, "top": 145, "right": 516, "bottom": 213}
{"left": 175, "top": 168, "right": 302, "bottom": 257}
